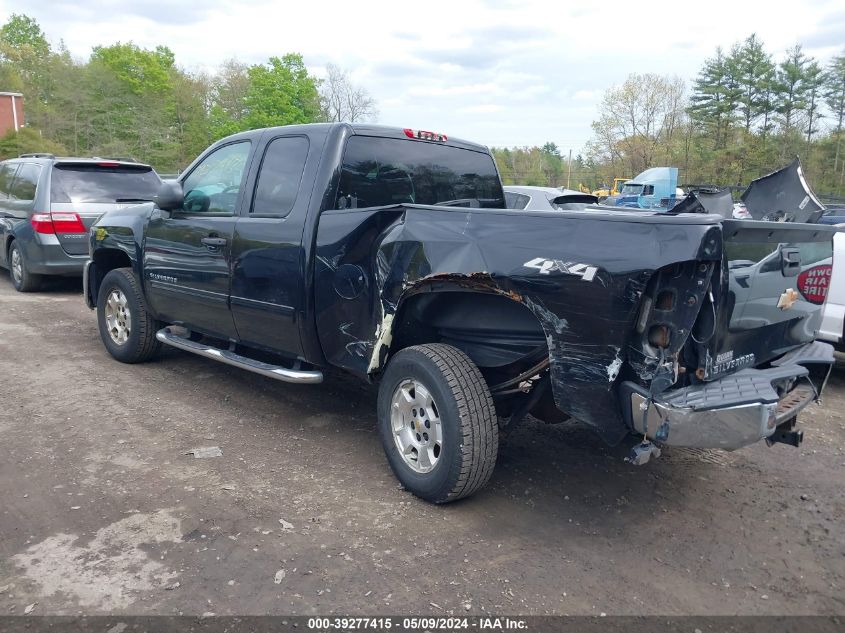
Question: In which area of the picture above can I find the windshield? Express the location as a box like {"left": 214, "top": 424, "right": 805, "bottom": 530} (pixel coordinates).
{"left": 336, "top": 136, "right": 504, "bottom": 209}
{"left": 619, "top": 184, "right": 644, "bottom": 196}
{"left": 51, "top": 164, "right": 161, "bottom": 204}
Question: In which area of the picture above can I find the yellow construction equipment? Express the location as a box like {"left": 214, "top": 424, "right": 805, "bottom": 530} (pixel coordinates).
{"left": 592, "top": 177, "right": 629, "bottom": 198}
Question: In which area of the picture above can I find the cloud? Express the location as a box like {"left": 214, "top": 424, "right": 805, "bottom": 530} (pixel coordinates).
{"left": 802, "top": 14, "right": 845, "bottom": 51}
{"left": 572, "top": 89, "right": 602, "bottom": 101}
{"left": 2, "top": 0, "right": 842, "bottom": 152}
{"left": 406, "top": 82, "right": 500, "bottom": 97}
{"left": 459, "top": 104, "right": 505, "bottom": 113}
{"left": 18, "top": 0, "right": 225, "bottom": 26}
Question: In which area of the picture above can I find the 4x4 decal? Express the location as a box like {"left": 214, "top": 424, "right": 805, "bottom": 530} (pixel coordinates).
{"left": 523, "top": 258, "right": 598, "bottom": 281}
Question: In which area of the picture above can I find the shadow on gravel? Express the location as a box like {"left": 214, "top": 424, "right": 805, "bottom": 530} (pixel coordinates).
{"left": 0, "top": 273, "right": 82, "bottom": 295}
{"left": 154, "top": 345, "right": 720, "bottom": 541}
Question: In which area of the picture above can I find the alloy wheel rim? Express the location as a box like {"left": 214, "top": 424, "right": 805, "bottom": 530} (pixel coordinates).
{"left": 105, "top": 289, "right": 131, "bottom": 345}
{"left": 11, "top": 248, "right": 22, "bottom": 284}
{"left": 390, "top": 379, "right": 443, "bottom": 473}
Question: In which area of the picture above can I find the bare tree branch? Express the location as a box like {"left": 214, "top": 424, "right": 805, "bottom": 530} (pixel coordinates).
{"left": 319, "top": 64, "right": 378, "bottom": 123}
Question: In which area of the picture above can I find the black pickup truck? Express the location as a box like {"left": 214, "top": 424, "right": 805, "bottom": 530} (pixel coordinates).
{"left": 84, "top": 123, "right": 838, "bottom": 503}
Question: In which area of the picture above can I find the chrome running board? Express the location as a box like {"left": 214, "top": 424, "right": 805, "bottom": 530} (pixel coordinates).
{"left": 156, "top": 327, "right": 323, "bottom": 384}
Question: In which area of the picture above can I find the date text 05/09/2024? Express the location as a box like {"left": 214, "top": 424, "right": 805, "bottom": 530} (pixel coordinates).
{"left": 306, "top": 617, "right": 529, "bottom": 631}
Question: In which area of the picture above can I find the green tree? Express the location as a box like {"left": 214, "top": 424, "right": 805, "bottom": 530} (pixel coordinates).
{"left": 241, "top": 54, "right": 322, "bottom": 131}
{"left": 804, "top": 60, "right": 824, "bottom": 143}
{"left": 689, "top": 47, "right": 738, "bottom": 148}
{"left": 90, "top": 42, "right": 175, "bottom": 94}
{"left": 774, "top": 44, "right": 809, "bottom": 130}
{"left": 0, "top": 127, "right": 66, "bottom": 159}
{"left": 0, "top": 14, "right": 53, "bottom": 110}
{"left": 540, "top": 142, "right": 563, "bottom": 186}
{"left": 208, "top": 59, "right": 250, "bottom": 139}
{"left": 824, "top": 50, "right": 845, "bottom": 180}
{"left": 728, "top": 34, "right": 774, "bottom": 133}
{"left": 0, "top": 16, "right": 372, "bottom": 174}
{"left": 590, "top": 73, "right": 686, "bottom": 175}
{"left": 0, "top": 14, "right": 49, "bottom": 55}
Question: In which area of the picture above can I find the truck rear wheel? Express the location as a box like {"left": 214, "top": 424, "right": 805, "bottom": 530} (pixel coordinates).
{"left": 97, "top": 268, "right": 161, "bottom": 363}
{"left": 377, "top": 343, "right": 498, "bottom": 503}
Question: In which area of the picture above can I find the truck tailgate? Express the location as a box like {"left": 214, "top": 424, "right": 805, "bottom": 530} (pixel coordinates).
{"left": 707, "top": 220, "right": 839, "bottom": 379}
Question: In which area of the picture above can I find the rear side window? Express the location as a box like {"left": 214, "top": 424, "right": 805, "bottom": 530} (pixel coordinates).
{"left": 505, "top": 191, "right": 530, "bottom": 209}
{"left": 50, "top": 164, "right": 161, "bottom": 203}
{"left": 9, "top": 164, "right": 42, "bottom": 201}
{"left": 252, "top": 136, "right": 309, "bottom": 217}
{"left": 0, "top": 163, "right": 19, "bottom": 198}
{"left": 336, "top": 136, "right": 504, "bottom": 210}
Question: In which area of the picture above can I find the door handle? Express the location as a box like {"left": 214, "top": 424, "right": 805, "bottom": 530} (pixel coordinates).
{"left": 780, "top": 247, "right": 801, "bottom": 277}
{"left": 201, "top": 236, "right": 227, "bottom": 250}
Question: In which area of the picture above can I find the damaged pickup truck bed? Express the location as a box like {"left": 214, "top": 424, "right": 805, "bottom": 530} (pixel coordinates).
{"left": 84, "top": 123, "right": 839, "bottom": 502}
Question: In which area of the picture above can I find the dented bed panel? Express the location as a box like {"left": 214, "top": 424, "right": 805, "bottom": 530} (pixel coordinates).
{"left": 314, "top": 204, "right": 723, "bottom": 442}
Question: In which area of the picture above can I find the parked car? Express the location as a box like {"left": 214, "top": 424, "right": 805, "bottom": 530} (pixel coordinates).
{"left": 818, "top": 228, "right": 845, "bottom": 349}
{"left": 504, "top": 185, "right": 598, "bottom": 210}
{"left": 0, "top": 154, "right": 161, "bottom": 291}
{"left": 85, "top": 123, "right": 838, "bottom": 503}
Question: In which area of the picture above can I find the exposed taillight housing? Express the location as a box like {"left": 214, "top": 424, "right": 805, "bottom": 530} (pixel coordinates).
{"left": 30, "top": 212, "right": 86, "bottom": 234}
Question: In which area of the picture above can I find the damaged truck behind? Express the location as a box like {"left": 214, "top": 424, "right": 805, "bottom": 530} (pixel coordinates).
{"left": 83, "top": 123, "right": 839, "bottom": 502}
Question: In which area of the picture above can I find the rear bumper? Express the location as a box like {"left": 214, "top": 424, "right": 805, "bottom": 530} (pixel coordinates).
{"left": 22, "top": 236, "right": 86, "bottom": 276}
{"left": 623, "top": 341, "right": 834, "bottom": 451}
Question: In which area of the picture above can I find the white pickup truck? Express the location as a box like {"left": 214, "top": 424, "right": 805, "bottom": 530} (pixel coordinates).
{"left": 819, "top": 229, "right": 845, "bottom": 349}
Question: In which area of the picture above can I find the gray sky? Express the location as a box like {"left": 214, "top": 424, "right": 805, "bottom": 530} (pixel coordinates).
{"left": 2, "top": 0, "right": 844, "bottom": 152}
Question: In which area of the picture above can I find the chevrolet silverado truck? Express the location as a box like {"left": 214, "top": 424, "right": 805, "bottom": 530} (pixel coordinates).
{"left": 84, "top": 123, "right": 839, "bottom": 503}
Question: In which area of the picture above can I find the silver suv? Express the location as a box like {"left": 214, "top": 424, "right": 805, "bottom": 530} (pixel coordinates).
{"left": 0, "top": 154, "right": 161, "bottom": 291}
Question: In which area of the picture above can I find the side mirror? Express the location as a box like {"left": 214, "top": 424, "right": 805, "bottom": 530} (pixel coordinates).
{"left": 155, "top": 180, "right": 184, "bottom": 212}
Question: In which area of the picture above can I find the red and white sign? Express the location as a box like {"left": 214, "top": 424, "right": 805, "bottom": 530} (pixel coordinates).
{"left": 797, "top": 264, "right": 832, "bottom": 305}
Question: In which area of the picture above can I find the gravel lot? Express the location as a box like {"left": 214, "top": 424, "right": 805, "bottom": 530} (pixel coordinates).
{"left": 0, "top": 275, "right": 843, "bottom": 617}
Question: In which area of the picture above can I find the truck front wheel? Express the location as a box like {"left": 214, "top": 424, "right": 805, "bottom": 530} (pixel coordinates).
{"left": 96, "top": 268, "right": 161, "bottom": 363}
{"left": 377, "top": 343, "right": 499, "bottom": 503}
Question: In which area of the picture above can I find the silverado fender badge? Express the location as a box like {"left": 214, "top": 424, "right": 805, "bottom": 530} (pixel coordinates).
{"left": 523, "top": 258, "right": 598, "bottom": 281}
{"left": 150, "top": 272, "right": 178, "bottom": 284}
{"left": 777, "top": 288, "right": 800, "bottom": 310}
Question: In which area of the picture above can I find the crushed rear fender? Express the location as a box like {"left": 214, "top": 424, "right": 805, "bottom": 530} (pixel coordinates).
{"left": 314, "top": 204, "right": 724, "bottom": 444}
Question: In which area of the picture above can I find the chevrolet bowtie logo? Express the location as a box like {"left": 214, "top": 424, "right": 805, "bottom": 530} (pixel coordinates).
{"left": 777, "top": 288, "right": 800, "bottom": 310}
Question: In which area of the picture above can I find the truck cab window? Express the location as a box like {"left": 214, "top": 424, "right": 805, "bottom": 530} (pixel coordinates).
{"left": 181, "top": 142, "right": 251, "bottom": 215}
{"left": 336, "top": 136, "right": 504, "bottom": 210}
{"left": 251, "top": 136, "right": 309, "bottom": 217}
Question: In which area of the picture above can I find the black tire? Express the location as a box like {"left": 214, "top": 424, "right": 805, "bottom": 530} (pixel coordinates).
{"left": 377, "top": 343, "right": 498, "bottom": 503}
{"left": 97, "top": 268, "right": 161, "bottom": 363}
{"left": 8, "top": 240, "right": 42, "bottom": 292}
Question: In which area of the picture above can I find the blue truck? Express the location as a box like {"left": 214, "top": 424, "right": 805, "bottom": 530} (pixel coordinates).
{"left": 606, "top": 167, "right": 680, "bottom": 210}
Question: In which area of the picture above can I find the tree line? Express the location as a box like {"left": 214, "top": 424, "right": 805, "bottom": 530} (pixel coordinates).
{"left": 496, "top": 35, "right": 845, "bottom": 197}
{"left": 0, "top": 14, "right": 376, "bottom": 172}
{"left": 3, "top": 16, "right": 844, "bottom": 197}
